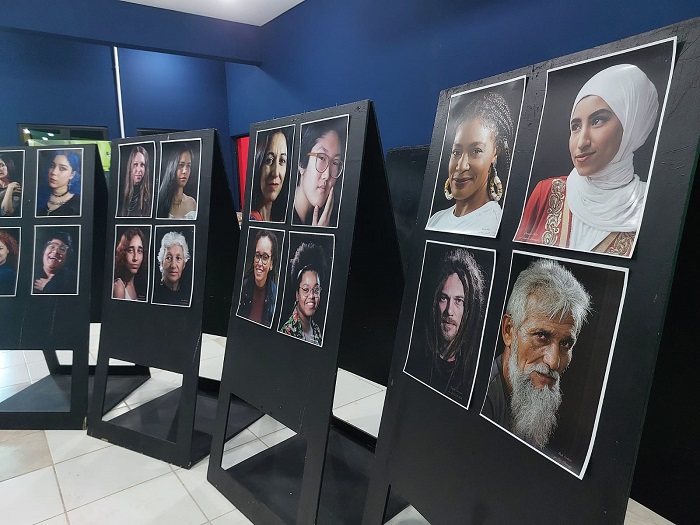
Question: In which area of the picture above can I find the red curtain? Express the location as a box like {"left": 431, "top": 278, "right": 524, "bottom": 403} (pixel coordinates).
{"left": 236, "top": 136, "right": 249, "bottom": 210}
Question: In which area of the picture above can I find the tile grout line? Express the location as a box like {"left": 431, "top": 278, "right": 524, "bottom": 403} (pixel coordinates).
{"left": 332, "top": 388, "right": 386, "bottom": 411}
{"left": 171, "top": 463, "right": 218, "bottom": 524}
{"left": 50, "top": 448, "right": 72, "bottom": 525}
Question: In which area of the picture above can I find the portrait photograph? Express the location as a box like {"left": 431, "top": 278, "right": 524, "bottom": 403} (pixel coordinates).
{"left": 426, "top": 76, "right": 526, "bottom": 238}
{"left": 513, "top": 38, "right": 676, "bottom": 257}
{"left": 291, "top": 115, "right": 349, "bottom": 228}
{"left": 156, "top": 139, "right": 202, "bottom": 220}
{"left": 249, "top": 125, "right": 295, "bottom": 223}
{"left": 111, "top": 225, "right": 151, "bottom": 302}
{"left": 32, "top": 225, "right": 81, "bottom": 296}
{"left": 479, "top": 251, "right": 628, "bottom": 478}
{"left": 0, "top": 228, "right": 21, "bottom": 296}
{"left": 236, "top": 227, "right": 285, "bottom": 328}
{"left": 35, "top": 148, "right": 83, "bottom": 218}
{"left": 277, "top": 231, "right": 335, "bottom": 347}
{"left": 151, "top": 225, "right": 195, "bottom": 307}
{"left": 116, "top": 141, "right": 156, "bottom": 218}
{"left": 404, "top": 241, "right": 495, "bottom": 409}
{"left": 0, "top": 150, "right": 25, "bottom": 218}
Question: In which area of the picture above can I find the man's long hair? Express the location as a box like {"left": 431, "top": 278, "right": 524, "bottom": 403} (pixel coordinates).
{"left": 425, "top": 248, "right": 486, "bottom": 391}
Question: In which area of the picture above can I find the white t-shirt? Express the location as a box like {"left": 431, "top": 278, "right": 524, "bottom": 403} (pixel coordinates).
{"left": 426, "top": 201, "right": 502, "bottom": 237}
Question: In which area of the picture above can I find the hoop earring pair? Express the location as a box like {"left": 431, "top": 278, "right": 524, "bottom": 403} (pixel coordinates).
{"left": 489, "top": 164, "right": 503, "bottom": 202}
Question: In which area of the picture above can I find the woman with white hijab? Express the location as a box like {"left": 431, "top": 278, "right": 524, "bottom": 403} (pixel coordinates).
{"left": 515, "top": 64, "right": 659, "bottom": 256}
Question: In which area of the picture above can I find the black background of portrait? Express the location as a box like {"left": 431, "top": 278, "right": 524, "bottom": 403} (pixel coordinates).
{"left": 112, "top": 224, "right": 151, "bottom": 302}
{"left": 276, "top": 231, "right": 334, "bottom": 344}
{"left": 235, "top": 226, "right": 285, "bottom": 327}
{"left": 364, "top": 18, "right": 700, "bottom": 525}
{"left": 484, "top": 252, "right": 627, "bottom": 477}
{"left": 427, "top": 77, "right": 526, "bottom": 222}
{"left": 404, "top": 241, "right": 495, "bottom": 409}
{"left": 522, "top": 39, "right": 675, "bottom": 194}
{"left": 151, "top": 224, "right": 194, "bottom": 307}
{"left": 156, "top": 138, "right": 202, "bottom": 219}
{"left": 116, "top": 141, "right": 156, "bottom": 218}
{"left": 250, "top": 126, "right": 295, "bottom": 223}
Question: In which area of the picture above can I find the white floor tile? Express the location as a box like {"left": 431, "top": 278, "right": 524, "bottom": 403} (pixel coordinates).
{"left": 120, "top": 377, "right": 180, "bottom": 408}
{"left": 201, "top": 337, "right": 225, "bottom": 360}
{"left": 55, "top": 350, "right": 73, "bottom": 365}
{"left": 27, "top": 359, "right": 50, "bottom": 382}
{"left": 220, "top": 439, "right": 268, "bottom": 470}
{"left": 36, "top": 514, "right": 69, "bottom": 525}
{"left": 210, "top": 508, "right": 254, "bottom": 525}
{"left": 333, "top": 368, "right": 382, "bottom": 409}
{"left": 0, "top": 429, "right": 53, "bottom": 482}
{"left": 258, "top": 427, "right": 296, "bottom": 448}
{"left": 0, "top": 466, "right": 64, "bottom": 525}
{"left": 67, "top": 471, "right": 207, "bottom": 525}
{"left": 0, "top": 350, "right": 26, "bottom": 368}
{"left": 149, "top": 367, "right": 184, "bottom": 384}
{"left": 174, "top": 459, "right": 236, "bottom": 520}
{"left": 101, "top": 403, "right": 131, "bottom": 421}
{"left": 45, "top": 429, "right": 112, "bottom": 464}
{"left": 385, "top": 504, "right": 429, "bottom": 524}
{"left": 22, "top": 350, "right": 46, "bottom": 364}
{"left": 246, "top": 414, "right": 287, "bottom": 438}
{"left": 0, "top": 381, "right": 31, "bottom": 403}
{"left": 625, "top": 499, "right": 673, "bottom": 525}
{"left": 222, "top": 429, "right": 259, "bottom": 451}
{"left": 332, "top": 390, "right": 386, "bottom": 438}
{"left": 54, "top": 443, "right": 173, "bottom": 510}
{"left": 199, "top": 356, "right": 223, "bottom": 381}
{"left": 0, "top": 362, "right": 30, "bottom": 388}
{"left": 0, "top": 429, "right": 40, "bottom": 443}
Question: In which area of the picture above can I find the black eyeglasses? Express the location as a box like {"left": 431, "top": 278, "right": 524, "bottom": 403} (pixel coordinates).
{"left": 307, "top": 152, "right": 344, "bottom": 179}
{"left": 254, "top": 252, "right": 271, "bottom": 264}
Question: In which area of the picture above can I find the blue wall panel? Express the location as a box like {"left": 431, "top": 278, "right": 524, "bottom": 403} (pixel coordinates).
{"left": 226, "top": 0, "right": 700, "bottom": 153}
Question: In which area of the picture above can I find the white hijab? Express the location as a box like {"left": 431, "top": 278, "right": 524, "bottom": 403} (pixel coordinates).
{"left": 566, "top": 64, "right": 659, "bottom": 235}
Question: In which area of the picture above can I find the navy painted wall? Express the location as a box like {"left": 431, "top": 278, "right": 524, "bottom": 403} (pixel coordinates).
{"left": 0, "top": 29, "right": 119, "bottom": 147}
{"left": 226, "top": 0, "right": 700, "bottom": 153}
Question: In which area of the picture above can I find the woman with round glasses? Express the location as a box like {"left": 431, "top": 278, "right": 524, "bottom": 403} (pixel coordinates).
{"left": 0, "top": 153, "right": 22, "bottom": 217}
{"left": 292, "top": 117, "right": 347, "bottom": 227}
{"left": 0, "top": 230, "right": 19, "bottom": 295}
{"left": 281, "top": 241, "right": 328, "bottom": 345}
{"left": 238, "top": 229, "right": 279, "bottom": 326}
{"left": 426, "top": 91, "right": 515, "bottom": 237}
{"left": 33, "top": 230, "right": 76, "bottom": 294}
{"left": 250, "top": 127, "right": 293, "bottom": 222}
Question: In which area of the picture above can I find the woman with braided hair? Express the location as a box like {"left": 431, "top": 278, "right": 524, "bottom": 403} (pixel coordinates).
{"left": 426, "top": 91, "right": 514, "bottom": 237}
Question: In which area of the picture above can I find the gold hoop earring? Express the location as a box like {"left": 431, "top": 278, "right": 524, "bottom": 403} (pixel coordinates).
{"left": 489, "top": 165, "right": 503, "bottom": 202}
{"left": 444, "top": 178, "right": 453, "bottom": 200}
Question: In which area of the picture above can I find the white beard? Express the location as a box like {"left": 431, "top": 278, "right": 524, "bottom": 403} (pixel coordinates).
{"left": 507, "top": 340, "right": 562, "bottom": 449}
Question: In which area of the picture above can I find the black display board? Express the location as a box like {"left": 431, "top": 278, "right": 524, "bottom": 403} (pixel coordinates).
{"left": 87, "top": 130, "right": 261, "bottom": 467}
{"left": 0, "top": 144, "right": 107, "bottom": 428}
{"left": 364, "top": 18, "right": 700, "bottom": 524}
{"left": 207, "top": 101, "right": 405, "bottom": 524}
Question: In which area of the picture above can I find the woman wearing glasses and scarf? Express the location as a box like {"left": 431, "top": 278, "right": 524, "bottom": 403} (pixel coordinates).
{"left": 33, "top": 230, "right": 77, "bottom": 294}
{"left": 292, "top": 116, "right": 348, "bottom": 227}
{"left": 238, "top": 229, "right": 279, "bottom": 327}
{"left": 280, "top": 241, "right": 328, "bottom": 346}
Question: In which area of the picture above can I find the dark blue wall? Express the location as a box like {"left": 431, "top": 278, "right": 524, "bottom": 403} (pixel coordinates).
{"left": 226, "top": 0, "right": 700, "bottom": 153}
{"left": 0, "top": 30, "right": 119, "bottom": 147}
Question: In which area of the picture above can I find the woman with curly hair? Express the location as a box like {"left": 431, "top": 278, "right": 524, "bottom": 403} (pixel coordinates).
{"left": 112, "top": 227, "right": 147, "bottom": 301}
{"left": 0, "top": 230, "right": 19, "bottom": 295}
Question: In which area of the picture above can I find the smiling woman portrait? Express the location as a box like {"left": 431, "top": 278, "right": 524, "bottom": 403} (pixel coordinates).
{"left": 33, "top": 228, "right": 79, "bottom": 295}
{"left": 237, "top": 229, "right": 280, "bottom": 327}
{"left": 515, "top": 64, "right": 660, "bottom": 256}
{"left": 426, "top": 90, "right": 516, "bottom": 237}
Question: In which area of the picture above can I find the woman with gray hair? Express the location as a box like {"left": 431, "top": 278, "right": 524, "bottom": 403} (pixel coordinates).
{"left": 152, "top": 230, "right": 191, "bottom": 306}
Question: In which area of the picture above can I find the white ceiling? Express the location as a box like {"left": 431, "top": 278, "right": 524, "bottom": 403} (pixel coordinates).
{"left": 119, "top": 0, "right": 305, "bottom": 26}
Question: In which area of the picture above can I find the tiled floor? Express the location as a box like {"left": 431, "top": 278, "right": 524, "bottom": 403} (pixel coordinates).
{"left": 0, "top": 325, "right": 673, "bottom": 524}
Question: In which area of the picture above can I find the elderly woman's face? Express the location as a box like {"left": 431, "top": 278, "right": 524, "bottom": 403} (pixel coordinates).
{"left": 0, "top": 241, "right": 8, "bottom": 266}
{"left": 300, "top": 131, "right": 341, "bottom": 208}
{"left": 569, "top": 95, "right": 623, "bottom": 177}
{"left": 295, "top": 270, "right": 320, "bottom": 320}
{"left": 130, "top": 152, "right": 146, "bottom": 185}
{"left": 126, "top": 235, "right": 144, "bottom": 275}
{"left": 448, "top": 118, "right": 497, "bottom": 202}
{"left": 163, "top": 243, "right": 185, "bottom": 285}
{"left": 176, "top": 151, "right": 192, "bottom": 188}
{"left": 43, "top": 239, "right": 68, "bottom": 273}
{"left": 48, "top": 155, "right": 76, "bottom": 191}
{"left": 260, "top": 132, "right": 288, "bottom": 204}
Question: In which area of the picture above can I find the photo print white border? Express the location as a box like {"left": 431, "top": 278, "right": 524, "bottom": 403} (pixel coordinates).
{"left": 155, "top": 138, "right": 203, "bottom": 221}
{"left": 116, "top": 141, "right": 157, "bottom": 218}
{"left": 513, "top": 37, "right": 677, "bottom": 258}
{"left": 248, "top": 125, "right": 296, "bottom": 224}
{"left": 0, "top": 149, "right": 26, "bottom": 219}
{"left": 35, "top": 147, "right": 85, "bottom": 219}
{"left": 0, "top": 226, "right": 21, "bottom": 297}
{"left": 479, "top": 249, "right": 629, "bottom": 479}
{"left": 425, "top": 75, "right": 527, "bottom": 238}
{"left": 31, "top": 224, "right": 81, "bottom": 296}
{"left": 276, "top": 231, "right": 336, "bottom": 347}
{"left": 291, "top": 114, "right": 350, "bottom": 229}
{"left": 150, "top": 224, "right": 196, "bottom": 308}
{"left": 111, "top": 224, "right": 152, "bottom": 302}
{"left": 235, "top": 226, "right": 286, "bottom": 328}
{"left": 403, "top": 240, "right": 496, "bottom": 410}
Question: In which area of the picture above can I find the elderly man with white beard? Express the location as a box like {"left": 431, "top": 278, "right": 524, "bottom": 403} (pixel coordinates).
{"left": 483, "top": 259, "right": 590, "bottom": 450}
